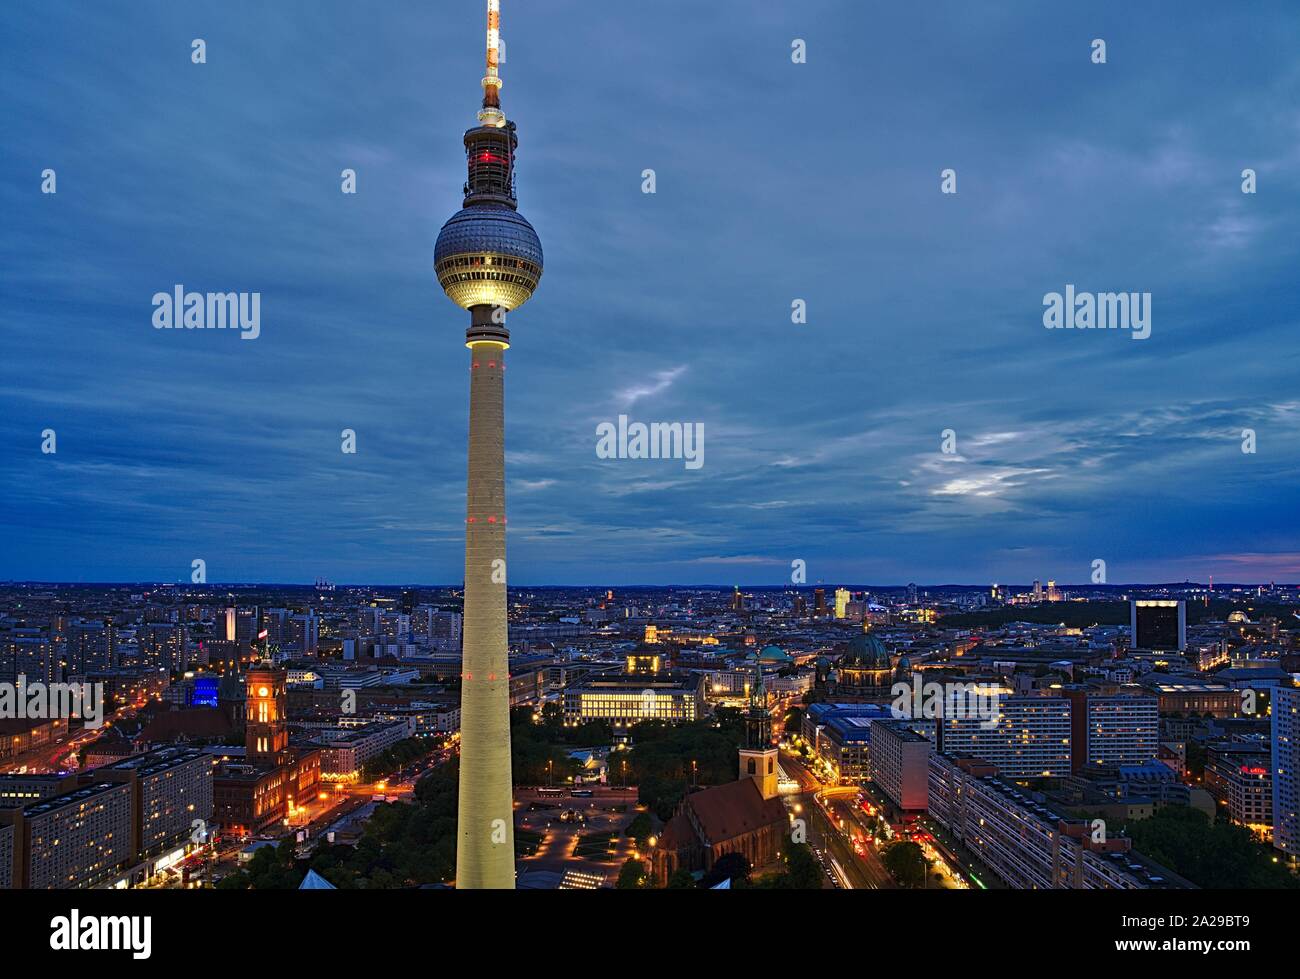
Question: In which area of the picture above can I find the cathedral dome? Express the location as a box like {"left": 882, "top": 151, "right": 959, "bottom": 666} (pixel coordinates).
{"left": 841, "top": 632, "right": 890, "bottom": 669}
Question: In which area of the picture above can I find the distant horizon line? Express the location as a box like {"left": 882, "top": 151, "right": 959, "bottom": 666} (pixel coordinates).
{"left": 1, "top": 579, "right": 1295, "bottom": 591}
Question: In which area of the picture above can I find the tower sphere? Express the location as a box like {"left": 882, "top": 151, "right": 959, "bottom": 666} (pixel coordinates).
{"left": 435, "top": 203, "right": 543, "bottom": 311}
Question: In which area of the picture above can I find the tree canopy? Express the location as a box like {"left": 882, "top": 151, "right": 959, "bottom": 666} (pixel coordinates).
{"left": 1124, "top": 806, "right": 1298, "bottom": 889}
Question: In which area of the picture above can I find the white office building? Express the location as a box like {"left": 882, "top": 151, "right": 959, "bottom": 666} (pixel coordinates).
{"left": 1273, "top": 685, "right": 1300, "bottom": 861}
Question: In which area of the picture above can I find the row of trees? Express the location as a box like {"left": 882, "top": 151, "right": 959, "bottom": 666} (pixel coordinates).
{"left": 359, "top": 736, "right": 440, "bottom": 783}
{"left": 617, "top": 710, "right": 749, "bottom": 820}
{"left": 881, "top": 841, "right": 928, "bottom": 887}
{"left": 511, "top": 705, "right": 612, "bottom": 786}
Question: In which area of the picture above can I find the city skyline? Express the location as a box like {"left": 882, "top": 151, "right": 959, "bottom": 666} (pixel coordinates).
{"left": 4, "top": 2, "right": 1300, "bottom": 581}
{"left": 1, "top": 577, "right": 1295, "bottom": 590}
{"left": 2, "top": 579, "right": 1296, "bottom": 898}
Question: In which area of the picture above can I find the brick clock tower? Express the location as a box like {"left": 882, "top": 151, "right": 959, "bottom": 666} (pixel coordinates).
{"left": 245, "top": 666, "right": 288, "bottom": 764}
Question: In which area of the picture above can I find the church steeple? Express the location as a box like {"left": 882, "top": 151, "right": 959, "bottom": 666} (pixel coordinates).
{"left": 739, "top": 656, "right": 778, "bottom": 799}
{"left": 745, "top": 658, "right": 771, "bottom": 750}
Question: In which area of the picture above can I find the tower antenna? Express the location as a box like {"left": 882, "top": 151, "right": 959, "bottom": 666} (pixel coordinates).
{"left": 479, "top": 0, "right": 505, "bottom": 127}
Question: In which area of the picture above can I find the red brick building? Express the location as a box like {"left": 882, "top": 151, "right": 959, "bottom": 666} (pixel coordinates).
{"left": 652, "top": 777, "right": 787, "bottom": 885}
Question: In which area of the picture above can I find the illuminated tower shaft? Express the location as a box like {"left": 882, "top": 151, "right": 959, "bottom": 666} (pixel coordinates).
{"left": 435, "top": 0, "right": 542, "bottom": 890}
{"left": 457, "top": 309, "right": 513, "bottom": 888}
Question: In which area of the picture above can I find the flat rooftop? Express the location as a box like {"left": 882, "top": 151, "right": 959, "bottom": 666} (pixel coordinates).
{"left": 970, "top": 775, "right": 1188, "bottom": 889}
{"left": 22, "top": 781, "right": 128, "bottom": 817}
{"left": 108, "top": 747, "right": 209, "bottom": 776}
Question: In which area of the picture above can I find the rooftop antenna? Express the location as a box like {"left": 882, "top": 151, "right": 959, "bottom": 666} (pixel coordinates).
{"left": 478, "top": 0, "right": 505, "bottom": 127}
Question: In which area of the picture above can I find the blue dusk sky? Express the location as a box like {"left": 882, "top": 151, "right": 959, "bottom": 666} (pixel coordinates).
{"left": 2, "top": 0, "right": 1299, "bottom": 586}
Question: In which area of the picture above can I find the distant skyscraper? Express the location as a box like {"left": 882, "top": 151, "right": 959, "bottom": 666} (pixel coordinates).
{"left": 234, "top": 607, "right": 259, "bottom": 643}
{"left": 66, "top": 620, "right": 110, "bottom": 673}
{"left": 261, "top": 608, "right": 289, "bottom": 645}
{"left": 138, "top": 621, "right": 188, "bottom": 674}
{"left": 428, "top": 610, "right": 463, "bottom": 645}
{"left": 1131, "top": 600, "right": 1186, "bottom": 651}
{"left": 1032, "top": 579, "right": 1043, "bottom": 602}
{"left": 289, "top": 612, "right": 319, "bottom": 656}
{"left": 435, "top": 0, "right": 543, "bottom": 890}
{"left": 2, "top": 633, "right": 58, "bottom": 683}
{"left": 834, "top": 588, "right": 850, "bottom": 619}
{"left": 906, "top": 582, "right": 918, "bottom": 604}
{"left": 1273, "top": 686, "right": 1300, "bottom": 863}
{"left": 814, "top": 588, "right": 826, "bottom": 616}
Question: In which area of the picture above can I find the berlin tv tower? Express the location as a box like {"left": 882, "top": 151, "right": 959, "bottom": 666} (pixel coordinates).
{"left": 434, "top": 0, "right": 543, "bottom": 889}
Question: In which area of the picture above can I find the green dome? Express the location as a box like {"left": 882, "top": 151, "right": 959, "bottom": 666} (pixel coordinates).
{"left": 756, "top": 645, "right": 792, "bottom": 663}
{"left": 842, "top": 633, "right": 890, "bottom": 669}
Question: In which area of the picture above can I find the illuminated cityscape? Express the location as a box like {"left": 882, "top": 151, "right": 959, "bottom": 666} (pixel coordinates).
{"left": 1, "top": 0, "right": 1297, "bottom": 957}
{"left": 2, "top": 580, "right": 1298, "bottom": 898}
